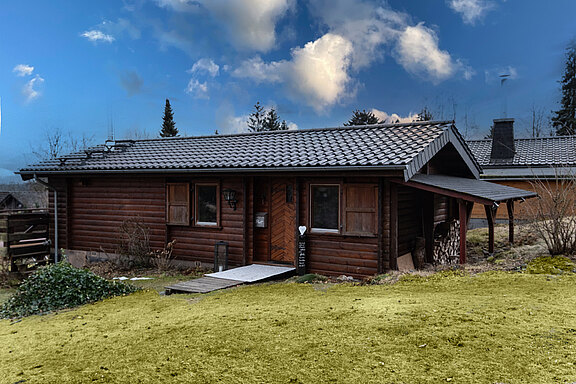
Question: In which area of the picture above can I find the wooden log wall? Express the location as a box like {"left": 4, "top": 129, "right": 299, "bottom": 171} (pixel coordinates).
{"left": 397, "top": 185, "right": 422, "bottom": 257}
{"left": 298, "top": 177, "right": 380, "bottom": 278}
{"left": 50, "top": 176, "right": 245, "bottom": 267}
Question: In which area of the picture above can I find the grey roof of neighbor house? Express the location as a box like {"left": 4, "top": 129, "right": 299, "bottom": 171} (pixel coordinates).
{"left": 467, "top": 136, "right": 576, "bottom": 167}
{"left": 19, "top": 121, "right": 481, "bottom": 181}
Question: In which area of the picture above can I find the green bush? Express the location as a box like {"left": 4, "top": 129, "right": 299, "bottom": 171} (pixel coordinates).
{"left": 525, "top": 256, "right": 576, "bottom": 275}
{"left": 0, "top": 262, "right": 138, "bottom": 319}
{"left": 293, "top": 273, "right": 328, "bottom": 283}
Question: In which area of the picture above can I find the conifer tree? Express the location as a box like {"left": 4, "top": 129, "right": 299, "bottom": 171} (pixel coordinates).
{"left": 247, "top": 102, "right": 289, "bottom": 132}
{"left": 160, "top": 99, "right": 179, "bottom": 137}
{"left": 552, "top": 42, "right": 576, "bottom": 136}
{"left": 343, "top": 109, "right": 381, "bottom": 126}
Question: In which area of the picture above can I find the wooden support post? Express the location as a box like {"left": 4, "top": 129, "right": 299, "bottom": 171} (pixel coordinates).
{"left": 458, "top": 199, "right": 467, "bottom": 264}
{"left": 484, "top": 204, "right": 497, "bottom": 254}
{"left": 423, "top": 192, "right": 435, "bottom": 265}
{"left": 242, "top": 176, "right": 248, "bottom": 266}
{"left": 390, "top": 183, "right": 398, "bottom": 270}
{"left": 377, "top": 178, "right": 383, "bottom": 274}
{"left": 507, "top": 200, "right": 515, "bottom": 244}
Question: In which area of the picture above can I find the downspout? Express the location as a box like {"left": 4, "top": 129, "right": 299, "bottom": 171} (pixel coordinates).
{"left": 33, "top": 175, "right": 59, "bottom": 263}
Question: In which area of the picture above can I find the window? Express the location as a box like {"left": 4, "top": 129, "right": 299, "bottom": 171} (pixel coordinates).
{"left": 195, "top": 184, "right": 219, "bottom": 226}
{"left": 310, "top": 185, "right": 339, "bottom": 232}
{"left": 166, "top": 183, "right": 190, "bottom": 225}
{"left": 343, "top": 184, "right": 377, "bottom": 235}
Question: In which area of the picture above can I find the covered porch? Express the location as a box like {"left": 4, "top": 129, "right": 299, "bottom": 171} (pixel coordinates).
{"left": 392, "top": 174, "right": 538, "bottom": 267}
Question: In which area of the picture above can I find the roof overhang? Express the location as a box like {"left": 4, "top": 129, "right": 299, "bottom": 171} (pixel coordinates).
{"left": 479, "top": 166, "right": 576, "bottom": 180}
{"left": 403, "top": 125, "right": 481, "bottom": 181}
{"left": 18, "top": 165, "right": 408, "bottom": 181}
{"left": 395, "top": 174, "right": 538, "bottom": 205}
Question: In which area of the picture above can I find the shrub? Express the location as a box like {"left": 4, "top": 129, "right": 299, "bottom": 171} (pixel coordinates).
{"left": 117, "top": 218, "right": 151, "bottom": 268}
{"left": 526, "top": 174, "right": 576, "bottom": 255}
{"left": 149, "top": 240, "right": 176, "bottom": 271}
{"left": 525, "top": 256, "right": 576, "bottom": 275}
{"left": 0, "top": 262, "right": 138, "bottom": 319}
{"left": 293, "top": 274, "right": 328, "bottom": 283}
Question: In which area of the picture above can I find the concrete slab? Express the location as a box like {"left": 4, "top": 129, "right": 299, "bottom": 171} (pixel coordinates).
{"left": 206, "top": 264, "right": 296, "bottom": 283}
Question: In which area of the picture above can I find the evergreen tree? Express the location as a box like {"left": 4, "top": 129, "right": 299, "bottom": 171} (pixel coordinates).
{"left": 247, "top": 102, "right": 289, "bottom": 132}
{"left": 160, "top": 99, "right": 179, "bottom": 137}
{"left": 247, "top": 102, "right": 266, "bottom": 132}
{"left": 416, "top": 107, "right": 434, "bottom": 122}
{"left": 343, "top": 109, "right": 381, "bottom": 126}
{"left": 263, "top": 108, "right": 281, "bottom": 131}
{"left": 552, "top": 41, "right": 576, "bottom": 136}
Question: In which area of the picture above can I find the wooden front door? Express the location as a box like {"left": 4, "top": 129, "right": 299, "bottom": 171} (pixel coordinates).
{"left": 253, "top": 177, "right": 296, "bottom": 264}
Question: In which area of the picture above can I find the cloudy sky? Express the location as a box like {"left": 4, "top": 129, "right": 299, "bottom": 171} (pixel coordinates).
{"left": 1, "top": 0, "right": 576, "bottom": 180}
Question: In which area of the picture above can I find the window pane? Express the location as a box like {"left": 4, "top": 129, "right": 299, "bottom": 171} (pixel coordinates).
{"left": 312, "top": 185, "right": 339, "bottom": 230}
{"left": 197, "top": 185, "right": 217, "bottom": 224}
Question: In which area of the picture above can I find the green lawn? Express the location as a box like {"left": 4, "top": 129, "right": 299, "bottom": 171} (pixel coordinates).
{"left": 2, "top": 272, "right": 576, "bottom": 383}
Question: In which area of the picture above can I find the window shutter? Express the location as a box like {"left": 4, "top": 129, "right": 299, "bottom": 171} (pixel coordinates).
{"left": 343, "top": 184, "right": 377, "bottom": 235}
{"left": 167, "top": 183, "right": 190, "bottom": 225}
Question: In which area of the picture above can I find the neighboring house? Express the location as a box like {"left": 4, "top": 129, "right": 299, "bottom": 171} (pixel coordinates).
{"left": 18, "top": 122, "right": 535, "bottom": 277}
{"left": 0, "top": 192, "right": 24, "bottom": 210}
{"left": 467, "top": 118, "right": 576, "bottom": 225}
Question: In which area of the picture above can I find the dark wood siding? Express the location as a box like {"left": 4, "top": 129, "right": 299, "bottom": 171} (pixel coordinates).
{"left": 397, "top": 185, "right": 422, "bottom": 256}
{"left": 300, "top": 178, "right": 379, "bottom": 278}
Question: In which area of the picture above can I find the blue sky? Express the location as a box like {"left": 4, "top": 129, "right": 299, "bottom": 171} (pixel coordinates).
{"left": 1, "top": 0, "right": 576, "bottom": 181}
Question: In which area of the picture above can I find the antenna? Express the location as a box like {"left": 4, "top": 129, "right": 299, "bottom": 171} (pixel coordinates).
{"left": 499, "top": 74, "right": 510, "bottom": 118}
{"left": 107, "top": 114, "right": 115, "bottom": 141}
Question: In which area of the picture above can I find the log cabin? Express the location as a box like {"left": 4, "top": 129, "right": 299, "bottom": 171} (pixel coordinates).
{"left": 467, "top": 118, "right": 576, "bottom": 227}
{"left": 18, "top": 121, "right": 536, "bottom": 278}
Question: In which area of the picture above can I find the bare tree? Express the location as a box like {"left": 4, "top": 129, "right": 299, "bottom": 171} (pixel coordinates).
{"left": 528, "top": 103, "right": 550, "bottom": 138}
{"left": 32, "top": 128, "right": 95, "bottom": 160}
{"left": 526, "top": 172, "right": 576, "bottom": 255}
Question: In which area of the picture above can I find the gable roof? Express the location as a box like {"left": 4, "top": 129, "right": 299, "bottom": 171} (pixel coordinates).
{"left": 19, "top": 121, "right": 481, "bottom": 181}
{"left": 467, "top": 136, "right": 576, "bottom": 167}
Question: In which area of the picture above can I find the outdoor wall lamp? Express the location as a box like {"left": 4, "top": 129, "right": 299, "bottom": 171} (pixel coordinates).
{"left": 223, "top": 188, "right": 238, "bottom": 210}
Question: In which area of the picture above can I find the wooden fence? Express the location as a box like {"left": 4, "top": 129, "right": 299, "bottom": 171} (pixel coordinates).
{"left": 0, "top": 210, "right": 51, "bottom": 273}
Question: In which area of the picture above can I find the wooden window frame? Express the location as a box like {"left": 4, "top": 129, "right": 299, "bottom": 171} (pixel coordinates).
{"left": 342, "top": 183, "right": 378, "bottom": 237}
{"left": 309, "top": 183, "right": 341, "bottom": 234}
{"left": 166, "top": 182, "right": 190, "bottom": 226}
{"left": 194, "top": 183, "right": 220, "bottom": 227}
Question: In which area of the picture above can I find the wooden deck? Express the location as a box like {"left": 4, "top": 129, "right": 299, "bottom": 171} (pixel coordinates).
{"left": 165, "top": 264, "right": 296, "bottom": 294}
{"left": 165, "top": 277, "right": 242, "bottom": 294}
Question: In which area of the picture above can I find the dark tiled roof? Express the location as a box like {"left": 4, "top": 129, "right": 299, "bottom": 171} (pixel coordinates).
{"left": 20, "top": 122, "right": 468, "bottom": 178}
{"left": 410, "top": 174, "right": 537, "bottom": 202}
{"left": 467, "top": 136, "right": 576, "bottom": 167}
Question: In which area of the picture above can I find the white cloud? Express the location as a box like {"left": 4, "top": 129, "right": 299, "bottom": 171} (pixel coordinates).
{"left": 155, "top": 0, "right": 201, "bottom": 13}
{"left": 371, "top": 109, "right": 419, "bottom": 124}
{"left": 308, "top": 0, "right": 405, "bottom": 71}
{"left": 189, "top": 58, "right": 220, "bottom": 77}
{"left": 81, "top": 30, "right": 115, "bottom": 43}
{"left": 447, "top": 0, "right": 494, "bottom": 25}
{"left": 13, "top": 64, "right": 34, "bottom": 77}
{"left": 287, "top": 34, "right": 354, "bottom": 110}
{"left": 186, "top": 79, "right": 209, "bottom": 99}
{"left": 158, "top": 0, "right": 293, "bottom": 52}
{"left": 23, "top": 75, "right": 44, "bottom": 102}
{"left": 232, "top": 56, "right": 284, "bottom": 83}
{"left": 233, "top": 33, "right": 353, "bottom": 112}
{"left": 395, "top": 23, "right": 455, "bottom": 83}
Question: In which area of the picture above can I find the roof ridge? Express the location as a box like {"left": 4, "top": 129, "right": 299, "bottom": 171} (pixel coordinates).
{"left": 112, "top": 120, "right": 455, "bottom": 144}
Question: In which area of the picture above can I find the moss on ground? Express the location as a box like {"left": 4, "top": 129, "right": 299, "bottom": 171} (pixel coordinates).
{"left": 526, "top": 256, "right": 576, "bottom": 275}
{"left": 2, "top": 272, "right": 576, "bottom": 383}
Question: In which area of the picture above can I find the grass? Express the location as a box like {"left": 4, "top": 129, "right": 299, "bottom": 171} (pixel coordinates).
{"left": 0, "top": 288, "right": 15, "bottom": 306}
{"left": 125, "top": 273, "right": 197, "bottom": 293}
{"left": 2, "top": 272, "right": 576, "bottom": 383}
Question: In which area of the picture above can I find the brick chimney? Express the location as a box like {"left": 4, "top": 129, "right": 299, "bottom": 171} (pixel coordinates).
{"left": 490, "top": 118, "right": 515, "bottom": 161}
